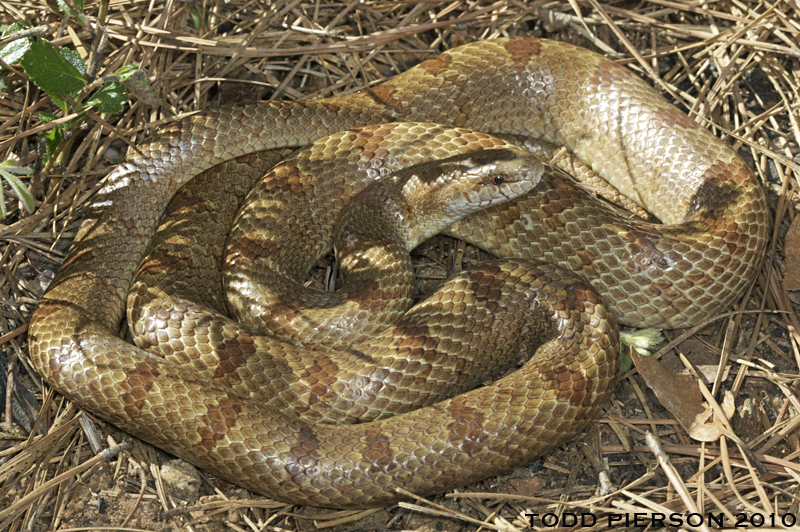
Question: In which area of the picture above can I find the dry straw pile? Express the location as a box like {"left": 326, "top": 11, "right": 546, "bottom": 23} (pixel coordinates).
{"left": 0, "top": 0, "right": 799, "bottom": 530}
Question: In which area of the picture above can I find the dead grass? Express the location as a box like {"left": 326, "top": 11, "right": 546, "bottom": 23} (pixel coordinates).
{"left": 1, "top": 0, "right": 799, "bottom": 530}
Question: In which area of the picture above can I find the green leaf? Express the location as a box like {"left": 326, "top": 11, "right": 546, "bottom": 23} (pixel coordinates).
{"left": 3, "top": 173, "right": 34, "bottom": 214}
{"left": 57, "top": 0, "right": 89, "bottom": 25}
{"left": 88, "top": 81, "right": 128, "bottom": 113}
{"left": 49, "top": 93, "right": 70, "bottom": 113}
{"left": 117, "top": 68, "right": 160, "bottom": 106}
{"left": 115, "top": 62, "right": 140, "bottom": 75}
{"left": 20, "top": 39, "right": 85, "bottom": 97}
{"left": 190, "top": 8, "right": 202, "bottom": 31}
{"left": 0, "top": 23, "right": 32, "bottom": 67}
{"left": 38, "top": 112, "right": 85, "bottom": 156}
{"left": 60, "top": 47, "right": 86, "bottom": 76}
{"left": 39, "top": 112, "right": 59, "bottom": 124}
{"left": 57, "top": 0, "right": 84, "bottom": 18}
{"left": 2, "top": 23, "right": 27, "bottom": 37}
{"left": 1, "top": 39, "right": 32, "bottom": 67}
{"left": 0, "top": 160, "right": 34, "bottom": 218}
{"left": 0, "top": 160, "right": 33, "bottom": 175}
{"left": 41, "top": 126, "right": 62, "bottom": 156}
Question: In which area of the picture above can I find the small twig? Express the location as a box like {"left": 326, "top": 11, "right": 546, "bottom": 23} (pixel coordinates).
{"left": 646, "top": 432, "right": 712, "bottom": 532}
{"left": 120, "top": 457, "right": 147, "bottom": 528}
{"left": 3, "top": 354, "right": 14, "bottom": 432}
{"left": 0, "top": 439, "right": 132, "bottom": 529}
{"left": 78, "top": 412, "right": 103, "bottom": 454}
{"left": 86, "top": 0, "right": 110, "bottom": 81}
{"left": 0, "top": 24, "right": 55, "bottom": 46}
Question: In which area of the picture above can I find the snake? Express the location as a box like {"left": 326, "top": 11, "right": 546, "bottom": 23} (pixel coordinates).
{"left": 29, "top": 37, "right": 768, "bottom": 508}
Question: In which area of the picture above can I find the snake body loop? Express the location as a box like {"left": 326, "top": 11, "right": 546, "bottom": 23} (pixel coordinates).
{"left": 220, "top": 143, "right": 544, "bottom": 350}
{"left": 29, "top": 37, "right": 767, "bottom": 508}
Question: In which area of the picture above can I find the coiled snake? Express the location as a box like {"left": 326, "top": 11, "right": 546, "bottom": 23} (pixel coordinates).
{"left": 29, "top": 37, "right": 768, "bottom": 508}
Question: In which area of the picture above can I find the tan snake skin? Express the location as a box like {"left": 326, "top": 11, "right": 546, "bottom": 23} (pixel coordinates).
{"left": 128, "top": 126, "right": 569, "bottom": 431}
{"left": 29, "top": 37, "right": 768, "bottom": 508}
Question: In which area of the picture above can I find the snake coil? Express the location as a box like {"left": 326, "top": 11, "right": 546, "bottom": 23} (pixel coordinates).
{"left": 30, "top": 37, "right": 767, "bottom": 508}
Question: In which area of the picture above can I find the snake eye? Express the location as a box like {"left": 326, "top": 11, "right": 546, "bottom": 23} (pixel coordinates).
{"left": 492, "top": 175, "right": 504, "bottom": 185}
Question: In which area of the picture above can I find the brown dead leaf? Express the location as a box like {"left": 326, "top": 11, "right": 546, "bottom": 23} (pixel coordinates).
{"left": 661, "top": 338, "right": 730, "bottom": 382}
{"left": 630, "top": 348, "right": 734, "bottom": 442}
{"left": 784, "top": 214, "right": 800, "bottom": 290}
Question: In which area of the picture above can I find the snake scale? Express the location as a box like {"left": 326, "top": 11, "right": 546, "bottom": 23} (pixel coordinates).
{"left": 29, "top": 37, "right": 768, "bottom": 508}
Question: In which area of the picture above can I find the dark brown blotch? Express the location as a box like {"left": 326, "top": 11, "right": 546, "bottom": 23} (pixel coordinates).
{"left": 213, "top": 333, "right": 257, "bottom": 379}
{"left": 197, "top": 396, "right": 245, "bottom": 450}
{"left": 446, "top": 402, "right": 487, "bottom": 456}
{"left": 363, "top": 426, "right": 395, "bottom": 472}
{"left": 415, "top": 49, "right": 454, "bottom": 77}
{"left": 503, "top": 36, "right": 542, "bottom": 72}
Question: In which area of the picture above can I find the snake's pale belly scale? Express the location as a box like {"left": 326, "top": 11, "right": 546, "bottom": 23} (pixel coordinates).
{"left": 29, "top": 37, "right": 767, "bottom": 508}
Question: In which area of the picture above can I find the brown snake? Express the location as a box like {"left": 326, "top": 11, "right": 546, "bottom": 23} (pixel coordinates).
{"left": 29, "top": 37, "right": 768, "bottom": 508}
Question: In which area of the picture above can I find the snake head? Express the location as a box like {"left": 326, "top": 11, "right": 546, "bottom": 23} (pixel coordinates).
{"left": 396, "top": 147, "right": 545, "bottom": 248}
